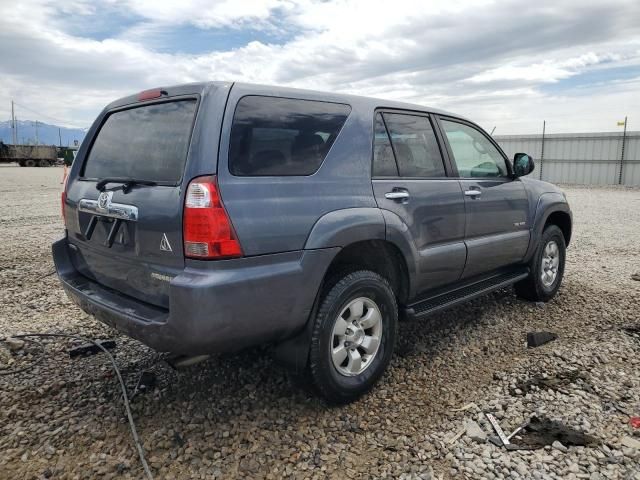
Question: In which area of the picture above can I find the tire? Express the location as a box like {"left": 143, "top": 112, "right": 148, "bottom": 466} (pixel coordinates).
{"left": 18, "top": 160, "right": 26, "bottom": 167}
{"left": 38, "top": 159, "right": 50, "bottom": 167}
{"left": 24, "top": 159, "right": 36, "bottom": 167}
{"left": 515, "top": 225, "right": 566, "bottom": 302}
{"left": 308, "top": 270, "right": 398, "bottom": 404}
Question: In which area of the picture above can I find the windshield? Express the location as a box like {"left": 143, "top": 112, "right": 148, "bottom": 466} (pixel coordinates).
{"left": 83, "top": 99, "right": 197, "bottom": 183}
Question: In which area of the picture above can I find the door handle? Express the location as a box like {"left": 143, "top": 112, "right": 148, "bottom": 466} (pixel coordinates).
{"left": 464, "top": 189, "right": 482, "bottom": 197}
{"left": 385, "top": 191, "right": 410, "bottom": 200}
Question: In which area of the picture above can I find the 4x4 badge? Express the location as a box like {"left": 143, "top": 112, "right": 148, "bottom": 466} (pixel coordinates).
{"left": 160, "top": 233, "right": 173, "bottom": 252}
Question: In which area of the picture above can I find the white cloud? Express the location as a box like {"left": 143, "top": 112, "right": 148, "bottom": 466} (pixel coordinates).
{"left": 0, "top": 0, "right": 639, "bottom": 133}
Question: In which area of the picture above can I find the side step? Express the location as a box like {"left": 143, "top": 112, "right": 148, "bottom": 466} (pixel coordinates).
{"left": 405, "top": 268, "right": 529, "bottom": 320}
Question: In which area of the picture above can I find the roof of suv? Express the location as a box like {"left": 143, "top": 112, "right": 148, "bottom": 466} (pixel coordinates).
{"left": 105, "top": 81, "right": 469, "bottom": 123}
{"left": 231, "top": 81, "right": 466, "bottom": 120}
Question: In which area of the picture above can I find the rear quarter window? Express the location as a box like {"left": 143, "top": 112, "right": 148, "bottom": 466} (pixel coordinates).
{"left": 229, "top": 96, "right": 351, "bottom": 176}
{"left": 82, "top": 99, "right": 197, "bottom": 183}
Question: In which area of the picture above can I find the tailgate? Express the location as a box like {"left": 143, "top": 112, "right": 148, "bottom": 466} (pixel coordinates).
{"left": 64, "top": 97, "right": 199, "bottom": 308}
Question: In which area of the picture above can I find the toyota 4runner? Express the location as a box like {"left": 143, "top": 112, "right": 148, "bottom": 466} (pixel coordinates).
{"left": 54, "top": 82, "right": 572, "bottom": 404}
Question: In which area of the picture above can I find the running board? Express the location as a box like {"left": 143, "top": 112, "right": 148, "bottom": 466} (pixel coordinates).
{"left": 405, "top": 268, "right": 529, "bottom": 320}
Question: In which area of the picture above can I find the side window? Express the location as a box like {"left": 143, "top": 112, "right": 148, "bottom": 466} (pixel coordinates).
{"left": 229, "top": 96, "right": 351, "bottom": 176}
{"left": 382, "top": 113, "right": 446, "bottom": 177}
{"left": 440, "top": 120, "right": 508, "bottom": 178}
{"left": 372, "top": 113, "right": 398, "bottom": 176}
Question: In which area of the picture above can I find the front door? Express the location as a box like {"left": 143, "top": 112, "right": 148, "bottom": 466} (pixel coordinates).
{"left": 371, "top": 111, "right": 467, "bottom": 294}
{"left": 437, "top": 117, "right": 530, "bottom": 279}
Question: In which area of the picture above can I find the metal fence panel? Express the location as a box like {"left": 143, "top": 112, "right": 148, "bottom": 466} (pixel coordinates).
{"left": 494, "top": 131, "right": 639, "bottom": 186}
{"left": 624, "top": 135, "right": 640, "bottom": 186}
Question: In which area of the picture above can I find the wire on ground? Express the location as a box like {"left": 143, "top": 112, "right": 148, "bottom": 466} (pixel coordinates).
{"left": 0, "top": 333, "right": 153, "bottom": 480}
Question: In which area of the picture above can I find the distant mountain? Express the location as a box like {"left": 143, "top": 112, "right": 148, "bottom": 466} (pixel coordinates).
{"left": 0, "top": 120, "right": 86, "bottom": 147}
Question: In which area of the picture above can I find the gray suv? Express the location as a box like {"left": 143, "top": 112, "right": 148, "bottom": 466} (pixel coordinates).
{"left": 54, "top": 82, "right": 572, "bottom": 404}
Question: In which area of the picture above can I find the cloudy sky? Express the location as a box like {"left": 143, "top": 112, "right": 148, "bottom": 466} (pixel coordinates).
{"left": 0, "top": 0, "right": 639, "bottom": 134}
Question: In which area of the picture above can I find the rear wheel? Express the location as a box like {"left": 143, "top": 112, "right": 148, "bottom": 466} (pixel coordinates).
{"left": 307, "top": 270, "right": 397, "bottom": 404}
{"left": 38, "top": 159, "right": 50, "bottom": 167}
{"left": 24, "top": 159, "right": 36, "bottom": 167}
{"left": 515, "top": 225, "right": 566, "bottom": 302}
{"left": 18, "top": 160, "right": 26, "bottom": 167}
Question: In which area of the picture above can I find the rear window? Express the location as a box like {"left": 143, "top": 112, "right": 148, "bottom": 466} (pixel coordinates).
{"left": 229, "top": 96, "right": 351, "bottom": 176}
{"left": 83, "top": 100, "right": 197, "bottom": 183}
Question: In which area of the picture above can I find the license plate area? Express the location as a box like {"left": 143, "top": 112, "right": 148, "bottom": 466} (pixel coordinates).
{"left": 78, "top": 196, "right": 138, "bottom": 248}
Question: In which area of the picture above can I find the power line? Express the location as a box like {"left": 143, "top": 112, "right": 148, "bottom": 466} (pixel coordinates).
{"left": 11, "top": 101, "right": 88, "bottom": 129}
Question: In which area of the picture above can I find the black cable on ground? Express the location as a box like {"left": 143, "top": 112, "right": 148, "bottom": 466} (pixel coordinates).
{"left": 1, "top": 333, "right": 153, "bottom": 480}
{"left": 35, "top": 270, "right": 57, "bottom": 280}
{"left": 0, "top": 337, "right": 45, "bottom": 376}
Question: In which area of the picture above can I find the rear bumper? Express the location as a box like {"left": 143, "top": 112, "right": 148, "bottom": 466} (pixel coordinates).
{"left": 52, "top": 238, "right": 337, "bottom": 354}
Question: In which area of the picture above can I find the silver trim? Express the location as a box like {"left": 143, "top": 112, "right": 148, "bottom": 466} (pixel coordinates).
{"left": 78, "top": 198, "right": 139, "bottom": 221}
{"left": 385, "top": 191, "right": 410, "bottom": 200}
{"left": 464, "top": 189, "right": 482, "bottom": 197}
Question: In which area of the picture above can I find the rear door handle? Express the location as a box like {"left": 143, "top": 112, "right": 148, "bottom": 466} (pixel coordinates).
{"left": 464, "top": 189, "right": 482, "bottom": 197}
{"left": 385, "top": 191, "right": 410, "bottom": 200}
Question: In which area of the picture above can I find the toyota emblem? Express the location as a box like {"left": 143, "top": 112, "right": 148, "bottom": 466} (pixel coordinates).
{"left": 97, "top": 191, "right": 113, "bottom": 210}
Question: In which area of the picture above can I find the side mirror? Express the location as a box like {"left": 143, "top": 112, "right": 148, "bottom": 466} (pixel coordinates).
{"left": 513, "top": 153, "right": 535, "bottom": 177}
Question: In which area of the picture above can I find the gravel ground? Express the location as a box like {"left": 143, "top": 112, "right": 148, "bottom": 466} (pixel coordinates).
{"left": 0, "top": 165, "right": 639, "bottom": 480}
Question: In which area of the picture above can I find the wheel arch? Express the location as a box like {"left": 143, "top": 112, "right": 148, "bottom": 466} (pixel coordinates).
{"left": 544, "top": 210, "right": 572, "bottom": 246}
{"left": 276, "top": 208, "right": 413, "bottom": 373}
{"left": 524, "top": 193, "right": 572, "bottom": 262}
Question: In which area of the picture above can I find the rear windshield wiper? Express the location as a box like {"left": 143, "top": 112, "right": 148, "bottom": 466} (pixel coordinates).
{"left": 96, "top": 177, "right": 158, "bottom": 193}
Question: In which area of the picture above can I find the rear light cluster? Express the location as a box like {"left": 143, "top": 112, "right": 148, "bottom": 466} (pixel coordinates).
{"left": 183, "top": 176, "right": 242, "bottom": 260}
{"left": 61, "top": 168, "right": 69, "bottom": 225}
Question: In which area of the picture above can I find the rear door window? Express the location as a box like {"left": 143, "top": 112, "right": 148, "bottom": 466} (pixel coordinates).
{"left": 83, "top": 100, "right": 197, "bottom": 183}
{"left": 229, "top": 96, "right": 351, "bottom": 176}
{"left": 382, "top": 113, "right": 446, "bottom": 178}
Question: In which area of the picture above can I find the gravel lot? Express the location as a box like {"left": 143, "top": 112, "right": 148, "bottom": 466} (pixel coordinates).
{"left": 1, "top": 165, "right": 639, "bottom": 480}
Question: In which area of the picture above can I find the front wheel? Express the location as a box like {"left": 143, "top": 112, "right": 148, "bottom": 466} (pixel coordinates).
{"left": 515, "top": 225, "right": 566, "bottom": 302}
{"left": 308, "top": 270, "right": 398, "bottom": 404}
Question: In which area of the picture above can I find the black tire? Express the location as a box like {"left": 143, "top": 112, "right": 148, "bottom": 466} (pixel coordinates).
{"left": 24, "top": 159, "right": 36, "bottom": 167}
{"left": 18, "top": 160, "right": 26, "bottom": 167}
{"left": 38, "top": 159, "right": 50, "bottom": 167}
{"left": 515, "top": 225, "right": 566, "bottom": 302}
{"left": 308, "top": 270, "right": 398, "bottom": 404}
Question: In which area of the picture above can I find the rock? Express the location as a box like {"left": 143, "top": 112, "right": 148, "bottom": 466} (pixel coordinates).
{"left": 621, "top": 436, "right": 640, "bottom": 450}
{"left": 0, "top": 346, "right": 12, "bottom": 366}
{"left": 464, "top": 420, "right": 487, "bottom": 443}
{"left": 4, "top": 337, "right": 25, "bottom": 352}
{"left": 552, "top": 441, "right": 568, "bottom": 453}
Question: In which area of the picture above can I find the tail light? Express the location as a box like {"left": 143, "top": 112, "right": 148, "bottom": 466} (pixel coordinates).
{"left": 183, "top": 176, "right": 242, "bottom": 259}
{"left": 61, "top": 168, "right": 69, "bottom": 224}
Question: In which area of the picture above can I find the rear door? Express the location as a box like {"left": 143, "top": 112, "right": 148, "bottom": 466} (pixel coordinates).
{"left": 64, "top": 97, "right": 199, "bottom": 308}
{"left": 436, "top": 117, "right": 530, "bottom": 279}
{"left": 371, "top": 110, "right": 467, "bottom": 293}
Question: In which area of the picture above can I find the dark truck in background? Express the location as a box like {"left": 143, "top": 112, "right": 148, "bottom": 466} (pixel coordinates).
{"left": 53, "top": 82, "right": 572, "bottom": 404}
{"left": 0, "top": 142, "right": 58, "bottom": 167}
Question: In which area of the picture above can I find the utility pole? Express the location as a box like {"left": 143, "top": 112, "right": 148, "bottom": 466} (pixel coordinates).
{"left": 58, "top": 127, "right": 62, "bottom": 147}
{"left": 11, "top": 100, "right": 17, "bottom": 144}
{"left": 619, "top": 116, "right": 628, "bottom": 185}
{"left": 34, "top": 120, "right": 39, "bottom": 145}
